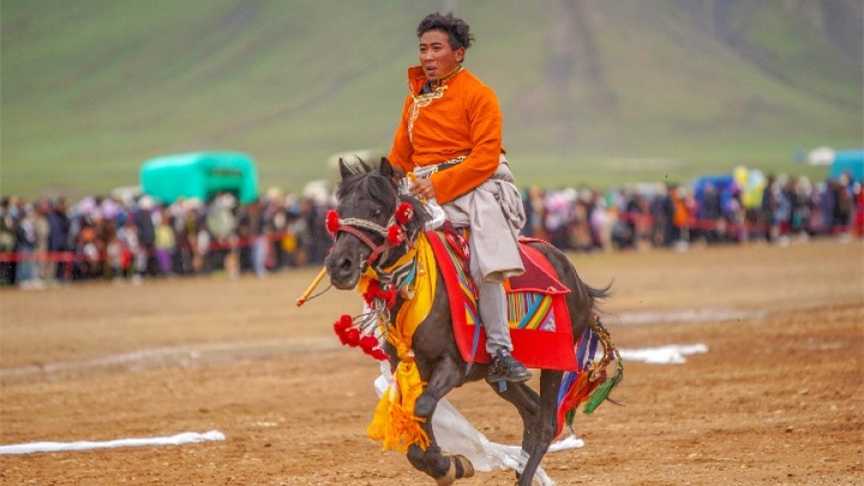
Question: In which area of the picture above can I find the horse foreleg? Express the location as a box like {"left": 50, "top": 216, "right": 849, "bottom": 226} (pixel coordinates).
{"left": 518, "top": 370, "right": 562, "bottom": 486}
{"left": 408, "top": 355, "right": 474, "bottom": 485}
{"left": 415, "top": 354, "right": 460, "bottom": 419}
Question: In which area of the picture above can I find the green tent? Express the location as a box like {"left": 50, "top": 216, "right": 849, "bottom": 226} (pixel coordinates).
{"left": 140, "top": 152, "right": 259, "bottom": 204}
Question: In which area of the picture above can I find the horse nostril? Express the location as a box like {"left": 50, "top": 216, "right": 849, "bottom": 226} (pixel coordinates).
{"left": 339, "top": 257, "right": 353, "bottom": 272}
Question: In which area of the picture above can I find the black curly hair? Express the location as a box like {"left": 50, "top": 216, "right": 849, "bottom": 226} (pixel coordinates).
{"left": 417, "top": 12, "right": 474, "bottom": 50}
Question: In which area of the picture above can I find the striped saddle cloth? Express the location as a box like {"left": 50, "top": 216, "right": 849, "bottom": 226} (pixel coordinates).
{"left": 425, "top": 231, "right": 579, "bottom": 370}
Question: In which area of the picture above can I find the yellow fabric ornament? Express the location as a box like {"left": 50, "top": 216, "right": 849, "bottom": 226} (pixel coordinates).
{"left": 366, "top": 232, "right": 438, "bottom": 452}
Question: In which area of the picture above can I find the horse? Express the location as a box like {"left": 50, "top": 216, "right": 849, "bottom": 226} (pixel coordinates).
{"left": 324, "top": 158, "right": 611, "bottom": 485}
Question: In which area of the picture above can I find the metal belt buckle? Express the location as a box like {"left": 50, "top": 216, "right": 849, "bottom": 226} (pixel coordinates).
{"left": 412, "top": 165, "right": 439, "bottom": 179}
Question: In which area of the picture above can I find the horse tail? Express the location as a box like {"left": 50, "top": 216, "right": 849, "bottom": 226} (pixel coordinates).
{"left": 586, "top": 279, "right": 613, "bottom": 301}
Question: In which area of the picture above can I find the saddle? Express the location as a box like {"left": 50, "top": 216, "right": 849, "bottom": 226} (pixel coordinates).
{"left": 425, "top": 226, "right": 579, "bottom": 371}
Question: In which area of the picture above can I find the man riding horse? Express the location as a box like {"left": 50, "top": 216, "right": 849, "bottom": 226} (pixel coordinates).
{"left": 388, "top": 12, "right": 531, "bottom": 385}
{"left": 319, "top": 12, "right": 621, "bottom": 485}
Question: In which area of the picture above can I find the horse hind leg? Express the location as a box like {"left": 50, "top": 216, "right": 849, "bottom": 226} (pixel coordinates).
{"left": 518, "top": 369, "right": 563, "bottom": 486}
{"left": 487, "top": 380, "right": 541, "bottom": 455}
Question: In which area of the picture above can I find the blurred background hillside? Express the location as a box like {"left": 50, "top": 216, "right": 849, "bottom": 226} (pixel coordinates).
{"left": 2, "top": 0, "right": 862, "bottom": 197}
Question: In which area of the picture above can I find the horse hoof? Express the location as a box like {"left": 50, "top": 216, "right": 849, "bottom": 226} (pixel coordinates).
{"left": 435, "top": 468, "right": 455, "bottom": 486}
{"left": 453, "top": 454, "right": 474, "bottom": 479}
{"left": 435, "top": 455, "right": 474, "bottom": 485}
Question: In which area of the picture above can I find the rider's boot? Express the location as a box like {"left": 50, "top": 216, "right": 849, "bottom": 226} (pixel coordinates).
{"left": 477, "top": 280, "right": 532, "bottom": 384}
{"left": 487, "top": 349, "right": 532, "bottom": 383}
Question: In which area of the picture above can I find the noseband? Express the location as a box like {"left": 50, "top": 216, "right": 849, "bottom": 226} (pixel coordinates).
{"left": 326, "top": 201, "right": 415, "bottom": 269}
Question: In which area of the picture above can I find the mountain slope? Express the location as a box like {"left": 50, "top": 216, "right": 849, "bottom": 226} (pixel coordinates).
{"left": 2, "top": 0, "right": 861, "bottom": 196}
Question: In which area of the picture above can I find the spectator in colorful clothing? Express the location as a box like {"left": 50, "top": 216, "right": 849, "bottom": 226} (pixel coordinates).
{"left": 154, "top": 210, "right": 176, "bottom": 275}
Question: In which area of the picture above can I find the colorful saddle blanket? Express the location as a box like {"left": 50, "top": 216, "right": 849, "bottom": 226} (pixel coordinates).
{"left": 425, "top": 231, "right": 579, "bottom": 371}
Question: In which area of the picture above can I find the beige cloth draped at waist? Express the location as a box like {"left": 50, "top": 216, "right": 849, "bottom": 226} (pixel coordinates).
{"left": 423, "top": 157, "right": 525, "bottom": 283}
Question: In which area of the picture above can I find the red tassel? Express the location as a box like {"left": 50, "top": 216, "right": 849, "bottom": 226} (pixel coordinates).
{"left": 382, "top": 288, "right": 397, "bottom": 308}
{"left": 387, "top": 225, "right": 404, "bottom": 246}
{"left": 369, "top": 348, "right": 388, "bottom": 361}
{"left": 334, "top": 314, "right": 352, "bottom": 332}
{"left": 343, "top": 328, "right": 360, "bottom": 346}
{"left": 362, "top": 279, "right": 381, "bottom": 304}
{"left": 359, "top": 335, "right": 378, "bottom": 353}
{"left": 395, "top": 202, "right": 414, "bottom": 225}
{"left": 336, "top": 326, "right": 350, "bottom": 345}
{"left": 363, "top": 279, "right": 397, "bottom": 308}
{"left": 325, "top": 209, "right": 341, "bottom": 235}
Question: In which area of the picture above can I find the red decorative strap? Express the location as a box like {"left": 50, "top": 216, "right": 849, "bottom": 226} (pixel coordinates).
{"left": 337, "top": 225, "right": 379, "bottom": 253}
{"left": 441, "top": 222, "right": 470, "bottom": 266}
{"left": 326, "top": 203, "right": 413, "bottom": 268}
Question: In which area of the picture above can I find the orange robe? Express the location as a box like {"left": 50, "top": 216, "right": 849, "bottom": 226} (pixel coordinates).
{"left": 388, "top": 66, "right": 504, "bottom": 204}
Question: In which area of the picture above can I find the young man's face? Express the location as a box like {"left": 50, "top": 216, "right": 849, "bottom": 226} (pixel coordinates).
{"left": 418, "top": 30, "right": 464, "bottom": 81}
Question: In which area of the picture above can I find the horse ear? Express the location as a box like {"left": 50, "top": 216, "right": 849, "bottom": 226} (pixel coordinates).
{"left": 380, "top": 157, "right": 394, "bottom": 178}
{"left": 338, "top": 157, "right": 353, "bottom": 180}
{"left": 380, "top": 157, "right": 404, "bottom": 179}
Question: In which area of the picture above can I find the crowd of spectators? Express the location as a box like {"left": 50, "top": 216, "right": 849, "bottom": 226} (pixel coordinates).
{"left": 0, "top": 191, "right": 331, "bottom": 288}
{"left": 523, "top": 172, "right": 862, "bottom": 252}
{"left": 1, "top": 172, "right": 861, "bottom": 289}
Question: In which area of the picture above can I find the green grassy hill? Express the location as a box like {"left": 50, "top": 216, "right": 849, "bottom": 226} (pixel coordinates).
{"left": 2, "top": 0, "right": 861, "bottom": 197}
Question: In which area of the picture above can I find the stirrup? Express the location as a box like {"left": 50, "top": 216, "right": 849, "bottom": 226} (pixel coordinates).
{"left": 487, "top": 351, "right": 532, "bottom": 386}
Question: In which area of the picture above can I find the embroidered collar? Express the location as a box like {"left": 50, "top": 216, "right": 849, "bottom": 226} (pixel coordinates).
{"left": 407, "top": 65, "right": 464, "bottom": 95}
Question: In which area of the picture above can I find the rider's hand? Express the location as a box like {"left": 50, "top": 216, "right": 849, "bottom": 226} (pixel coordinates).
{"left": 411, "top": 178, "right": 437, "bottom": 200}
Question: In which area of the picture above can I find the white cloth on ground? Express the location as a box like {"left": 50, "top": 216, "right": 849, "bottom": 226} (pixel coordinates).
{"left": 374, "top": 363, "right": 582, "bottom": 486}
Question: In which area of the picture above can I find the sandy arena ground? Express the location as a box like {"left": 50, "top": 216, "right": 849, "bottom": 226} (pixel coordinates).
{"left": 1, "top": 239, "right": 862, "bottom": 485}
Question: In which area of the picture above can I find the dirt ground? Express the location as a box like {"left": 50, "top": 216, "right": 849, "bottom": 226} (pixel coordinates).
{"left": 1, "top": 239, "right": 862, "bottom": 485}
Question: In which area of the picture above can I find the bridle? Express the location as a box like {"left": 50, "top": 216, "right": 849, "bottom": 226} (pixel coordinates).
{"left": 326, "top": 198, "right": 416, "bottom": 272}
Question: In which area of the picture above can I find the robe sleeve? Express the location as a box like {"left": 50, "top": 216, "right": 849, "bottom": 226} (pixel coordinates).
{"left": 430, "top": 85, "right": 502, "bottom": 203}
{"left": 387, "top": 95, "right": 414, "bottom": 175}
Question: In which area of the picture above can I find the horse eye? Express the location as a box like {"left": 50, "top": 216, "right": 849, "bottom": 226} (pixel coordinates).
{"left": 372, "top": 208, "right": 383, "bottom": 217}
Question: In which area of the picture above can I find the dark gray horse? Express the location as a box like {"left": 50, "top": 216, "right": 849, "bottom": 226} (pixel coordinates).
{"left": 325, "top": 159, "right": 610, "bottom": 485}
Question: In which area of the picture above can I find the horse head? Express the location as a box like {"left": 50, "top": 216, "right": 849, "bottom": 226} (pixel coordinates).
{"left": 325, "top": 157, "right": 427, "bottom": 290}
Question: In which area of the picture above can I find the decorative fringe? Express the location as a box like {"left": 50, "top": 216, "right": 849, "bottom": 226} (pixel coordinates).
{"left": 333, "top": 312, "right": 388, "bottom": 361}
{"left": 557, "top": 315, "right": 624, "bottom": 435}
{"left": 580, "top": 318, "right": 623, "bottom": 416}
{"left": 367, "top": 360, "right": 429, "bottom": 452}
{"left": 583, "top": 354, "right": 623, "bottom": 415}
{"left": 560, "top": 372, "right": 598, "bottom": 433}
